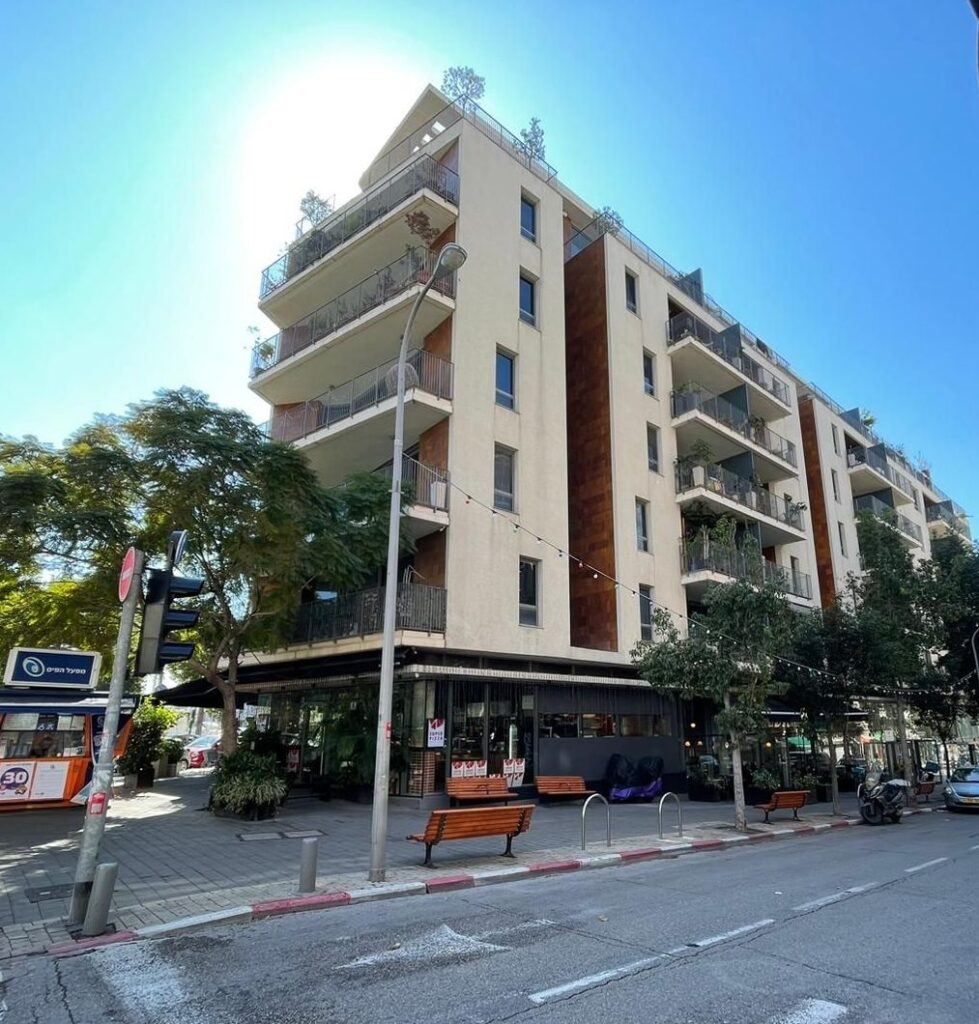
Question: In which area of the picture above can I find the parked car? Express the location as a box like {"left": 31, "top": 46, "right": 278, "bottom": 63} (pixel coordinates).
{"left": 178, "top": 736, "right": 221, "bottom": 771}
{"left": 944, "top": 767, "right": 979, "bottom": 812}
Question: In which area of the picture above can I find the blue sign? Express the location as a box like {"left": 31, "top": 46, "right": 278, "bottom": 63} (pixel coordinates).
{"left": 3, "top": 648, "right": 102, "bottom": 689}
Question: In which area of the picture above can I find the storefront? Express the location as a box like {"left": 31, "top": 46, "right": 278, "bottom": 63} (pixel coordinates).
{"left": 0, "top": 688, "right": 135, "bottom": 811}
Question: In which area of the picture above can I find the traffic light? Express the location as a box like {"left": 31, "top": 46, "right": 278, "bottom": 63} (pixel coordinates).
{"left": 135, "top": 568, "right": 204, "bottom": 676}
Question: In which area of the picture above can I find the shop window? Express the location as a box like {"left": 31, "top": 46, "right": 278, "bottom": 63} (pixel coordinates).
{"left": 619, "top": 714, "right": 671, "bottom": 737}
{"left": 581, "top": 713, "right": 618, "bottom": 738}
{"left": 538, "top": 713, "right": 578, "bottom": 739}
{"left": 0, "top": 713, "right": 86, "bottom": 758}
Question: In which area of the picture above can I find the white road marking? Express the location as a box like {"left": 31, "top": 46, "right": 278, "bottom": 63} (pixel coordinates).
{"left": 690, "top": 918, "right": 774, "bottom": 947}
{"left": 528, "top": 956, "right": 663, "bottom": 1004}
{"left": 969, "top": 844, "right": 979, "bottom": 852}
{"left": 473, "top": 918, "right": 556, "bottom": 940}
{"left": 337, "top": 924, "right": 507, "bottom": 968}
{"left": 770, "top": 998, "right": 848, "bottom": 1023}
{"left": 904, "top": 857, "right": 948, "bottom": 874}
{"left": 792, "top": 882, "right": 879, "bottom": 912}
{"left": 845, "top": 882, "right": 879, "bottom": 894}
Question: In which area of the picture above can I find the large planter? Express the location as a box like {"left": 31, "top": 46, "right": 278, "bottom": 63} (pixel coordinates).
{"left": 815, "top": 784, "right": 832, "bottom": 803}
{"left": 212, "top": 802, "right": 278, "bottom": 821}
{"left": 135, "top": 767, "right": 155, "bottom": 789}
{"left": 688, "top": 782, "right": 724, "bottom": 802}
{"left": 746, "top": 786, "right": 774, "bottom": 805}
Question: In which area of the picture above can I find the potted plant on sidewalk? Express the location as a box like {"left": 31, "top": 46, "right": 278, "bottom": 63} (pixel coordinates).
{"left": 745, "top": 767, "right": 779, "bottom": 805}
{"left": 209, "top": 750, "right": 288, "bottom": 821}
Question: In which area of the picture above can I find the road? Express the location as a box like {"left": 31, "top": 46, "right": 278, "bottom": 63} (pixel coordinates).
{"left": 3, "top": 810, "right": 977, "bottom": 1024}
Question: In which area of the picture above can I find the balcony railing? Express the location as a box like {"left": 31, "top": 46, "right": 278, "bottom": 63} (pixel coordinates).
{"left": 680, "top": 539, "right": 812, "bottom": 600}
{"left": 251, "top": 249, "right": 454, "bottom": 378}
{"left": 292, "top": 583, "right": 447, "bottom": 643}
{"left": 846, "top": 446, "right": 914, "bottom": 498}
{"left": 259, "top": 155, "right": 460, "bottom": 299}
{"left": 853, "top": 495, "right": 923, "bottom": 544}
{"left": 670, "top": 385, "right": 797, "bottom": 467}
{"left": 264, "top": 349, "right": 453, "bottom": 444}
{"left": 667, "top": 312, "right": 790, "bottom": 406}
{"left": 378, "top": 455, "right": 450, "bottom": 512}
{"left": 675, "top": 462, "right": 803, "bottom": 530}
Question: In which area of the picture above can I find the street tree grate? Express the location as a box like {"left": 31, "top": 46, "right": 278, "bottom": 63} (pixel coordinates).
{"left": 25, "top": 883, "right": 75, "bottom": 903}
{"left": 236, "top": 828, "right": 326, "bottom": 841}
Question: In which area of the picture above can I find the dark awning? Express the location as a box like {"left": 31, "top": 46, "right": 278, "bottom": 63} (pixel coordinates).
{"left": 152, "top": 677, "right": 242, "bottom": 710}
{"left": 0, "top": 687, "right": 138, "bottom": 715}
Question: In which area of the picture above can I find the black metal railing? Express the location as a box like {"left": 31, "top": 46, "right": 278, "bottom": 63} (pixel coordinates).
{"left": 853, "top": 495, "right": 923, "bottom": 544}
{"left": 378, "top": 455, "right": 450, "bottom": 512}
{"left": 264, "top": 349, "right": 453, "bottom": 444}
{"left": 292, "top": 583, "right": 447, "bottom": 643}
{"left": 259, "top": 155, "right": 459, "bottom": 299}
{"left": 670, "top": 385, "right": 797, "bottom": 467}
{"left": 251, "top": 248, "right": 454, "bottom": 378}
{"left": 675, "top": 462, "right": 803, "bottom": 530}
{"left": 667, "top": 312, "right": 790, "bottom": 406}
{"left": 680, "top": 539, "right": 812, "bottom": 600}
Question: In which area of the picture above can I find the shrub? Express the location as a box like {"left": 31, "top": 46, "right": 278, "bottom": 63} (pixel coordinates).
{"left": 210, "top": 751, "right": 286, "bottom": 817}
{"left": 117, "top": 699, "right": 179, "bottom": 776}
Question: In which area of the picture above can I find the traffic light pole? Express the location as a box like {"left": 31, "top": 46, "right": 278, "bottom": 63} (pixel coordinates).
{"left": 68, "top": 548, "right": 144, "bottom": 926}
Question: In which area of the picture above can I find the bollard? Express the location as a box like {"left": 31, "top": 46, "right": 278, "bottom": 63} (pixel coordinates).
{"left": 81, "top": 861, "right": 119, "bottom": 937}
{"left": 298, "top": 836, "right": 318, "bottom": 894}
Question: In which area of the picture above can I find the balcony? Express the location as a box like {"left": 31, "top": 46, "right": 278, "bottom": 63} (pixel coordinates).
{"left": 680, "top": 538, "right": 813, "bottom": 603}
{"left": 292, "top": 583, "right": 446, "bottom": 645}
{"left": 378, "top": 455, "right": 450, "bottom": 540}
{"left": 670, "top": 385, "right": 798, "bottom": 480}
{"left": 926, "top": 502, "right": 971, "bottom": 541}
{"left": 264, "top": 349, "right": 453, "bottom": 486}
{"left": 258, "top": 155, "right": 459, "bottom": 326}
{"left": 675, "top": 461, "right": 805, "bottom": 547}
{"left": 667, "top": 312, "right": 791, "bottom": 419}
{"left": 846, "top": 446, "right": 914, "bottom": 505}
{"left": 853, "top": 495, "right": 923, "bottom": 547}
{"left": 250, "top": 248, "right": 455, "bottom": 405}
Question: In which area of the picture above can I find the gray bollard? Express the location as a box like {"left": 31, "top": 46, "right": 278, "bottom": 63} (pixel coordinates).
{"left": 298, "top": 837, "right": 318, "bottom": 894}
{"left": 81, "top": 861, "right": 119, "bottom": 937}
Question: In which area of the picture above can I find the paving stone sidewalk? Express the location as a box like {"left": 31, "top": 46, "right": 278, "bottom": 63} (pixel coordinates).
{"left": 1, "top": 771, "right": 926, "bottom": 960}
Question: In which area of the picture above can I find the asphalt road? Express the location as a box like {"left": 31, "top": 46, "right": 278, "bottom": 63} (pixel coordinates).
{"left": 4, "top": 810, "right": 978, "bottom": 1024}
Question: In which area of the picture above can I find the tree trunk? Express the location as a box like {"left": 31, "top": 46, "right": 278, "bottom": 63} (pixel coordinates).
{"left": 827, "top": 721, "right": 841, "bottom": 816}
{"left": 942, "top": 739, "right": 951, "bottom": 779}
{"left": 725, "top": 692, "right": 747, "bottom": 832}
{"left": 895, "top": 692, "right": 915, "bottom": 805}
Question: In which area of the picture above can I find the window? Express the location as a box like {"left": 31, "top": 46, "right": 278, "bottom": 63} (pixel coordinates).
{"left": 520, "top": 195, "right": 537, "bottom": 242}
{"left": 538, "top": 713, "right": 577, "bottom": 738}
{"left": 646, "top": 424, "right": 660, "bottom": 473}
{"left": 838, "top": 521, "right": 847, "bottom": 557}
{"left": 620, "top": 714, "right": 671, "bottom": 737}
{"left": 831, "top": 468, "right": 841, "bottom": 502}
{"left": 639, "top": 585, "right": 654, "bottom": 641}
{"left": 495, "top": 349, "right": 515, "bottom": 409}
{"left": 636, "top": 498, "right": 650, "bottom": 552}
{"left": 519, "top": 557, "right": 540, "bottom": 626}
{"left": 790, "top": 556, "right": 800, "bottom": 580}
{"left": 519, "top": 274, "right": 536, "bottom": 326}
{"left": 494, "top": 445, "right": 515, "bottom": 511}
{"left": 831, "top": 425, "right": 841, "bottom": 456}
{"left": 643, "top": 350, "right": 656, "bottom": 396}
{"left": 625, "top": 271, "right": 638, "bottom": 313}
{"left": 581, "top": 714, "right": 618, "bottom": 738}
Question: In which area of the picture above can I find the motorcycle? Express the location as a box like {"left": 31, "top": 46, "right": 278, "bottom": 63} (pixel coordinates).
{"left": 857, "top": 772, "right": 910, "bottom": 825}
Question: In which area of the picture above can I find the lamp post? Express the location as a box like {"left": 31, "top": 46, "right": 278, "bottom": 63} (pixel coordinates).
{"left": 368, "top": 242, "right": 467, "bottom": 882}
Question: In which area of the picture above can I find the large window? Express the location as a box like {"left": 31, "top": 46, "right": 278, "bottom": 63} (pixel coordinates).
{"left": 519, "top": 274, "right": 537, "bottom": 326}
{"left": 646, "top": 424, "right": 660, "bottom": 473}
{"left": 520, "top": 195, "right": 537, "bottom": 242}
{"left": 838, "top": 521, "right": 848, "bottom": 557}
{"left": 625, "top": 271, "right": 638, "bottom": 313}
{"left": 643, "top": 350, "right": 656, "bottom": 396}
{"left": 519, "top": 557, "right": 540, "bottom": 626}
{"left": 639, "top": 584, "right": 654, "bottom": 641}
{"left": 636, "top": 498, "right": 650, "bottom": 552}
{"left": 538, "top": 713, "right": 578, "bottom": 739}
{"left": 831, "top": 468, "right": 840, "bottom": 502}
{"left": 496, "top": 349, "right": 515, "bottom": 409}
{"left": 581, "top": 714, "right": 618, "bottom": 738}
{"left": 831, "top": 424, "right": 841, "bottom": 456}
{"left": 494, "top": 445, "right": 515, "bottom": 511}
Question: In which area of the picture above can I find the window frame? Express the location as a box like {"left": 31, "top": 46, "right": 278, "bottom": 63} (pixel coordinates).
{"left": 831, "top": 424, "right": 841, "bottom": 456}
{"left": 831, "top": 468, "right": 841, "bottom": 502}
{"left": 639, "top": 584, "right": 654, "bottom": 641}
{"left": 625, "top": 270, "right": 639, "bottom": 314}
{"left": 519, "top": 273, "right": 537, "bottom": 327}
{"left": 642, "top": 350, "right": 656, "bottom": 396}
{"left": 495, "top": 348, "right": 516, "bottom": 410}
{"left": 520, "top": 194, "right": 538, "bottom": 243}
{"left": 646, "top": 424, "right": 660, "bottom": 474}
{"left": 519, "top": 556, "right": 540, "bottom": 627}
{"left": 494, "top": 444, "right": 516, "bottom": 512}
{"left": 636, "top": 498, "right": 650, "bottom": 552}
{"left": 838, "top": 521, "right": 848, "bottom": 557}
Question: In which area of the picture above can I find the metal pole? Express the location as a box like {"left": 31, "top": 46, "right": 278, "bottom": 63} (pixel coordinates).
{"left": 299, "top": 837, "right": 318, "bottom": 894}
{"left": 81, "top": 861, "right": 119, "bottom": 937}
{"left": 368, "top": 245, "right": 466, "bottom": 882}
{"left": 68, "top": 549, "right": 144, "bottom": 925}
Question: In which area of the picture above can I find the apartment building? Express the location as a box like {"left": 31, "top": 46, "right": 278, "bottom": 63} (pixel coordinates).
{"left": 240, "top": 83, "right": 965, "bottom": 800}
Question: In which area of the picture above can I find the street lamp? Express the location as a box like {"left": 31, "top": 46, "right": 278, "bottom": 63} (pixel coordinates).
{"left": 368, "top": 242, "right": 467, "bottom": 882}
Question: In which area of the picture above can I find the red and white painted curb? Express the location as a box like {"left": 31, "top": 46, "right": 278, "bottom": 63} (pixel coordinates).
{"left": 45, "top": 808, "right": 940, "bottom": 957}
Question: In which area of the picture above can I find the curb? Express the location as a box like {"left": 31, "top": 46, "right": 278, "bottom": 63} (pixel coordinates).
{"left": 46, "top": 814, "right": 874, "bottom": 957}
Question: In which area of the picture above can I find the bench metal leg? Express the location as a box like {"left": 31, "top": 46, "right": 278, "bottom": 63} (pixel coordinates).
{"left": 763, "top": 811, "right": 770, "bottom": 823}
{"left": 502, "top": 834, "right": 515, "bottom": 858}
{"left": 423, "top": 843, "right": 435, "bottom": 868}
{"left": 793, "top": 808, "right": 800, "bottom": 820}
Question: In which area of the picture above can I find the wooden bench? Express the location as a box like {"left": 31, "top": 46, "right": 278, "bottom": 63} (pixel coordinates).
{"left": 407, "top": 805, "right": 535, "bottom": 867}
{"left": 754, "top": 789, "right": 809, "bottom": 823}
{"left": 446, "top": 777, "right": 515, "bottom": 806}
{"left": 535, "top": 775, "right": 595, "bottom": 802}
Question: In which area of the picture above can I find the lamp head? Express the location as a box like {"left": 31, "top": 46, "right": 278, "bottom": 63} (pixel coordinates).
{"left": 437, "top": 243, "right": 468, "bottom": 272}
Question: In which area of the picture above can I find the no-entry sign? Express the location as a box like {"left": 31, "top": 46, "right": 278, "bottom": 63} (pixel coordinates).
{"left": 118, "top": 547, "right": 137, "bottom": 603}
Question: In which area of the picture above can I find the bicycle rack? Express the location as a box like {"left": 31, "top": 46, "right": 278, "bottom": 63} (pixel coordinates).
{"left": 581, "top": 793, "right": 611, "bottom": 850}
{"left": 658, "top": 791, "right": 683, "bottom": 840}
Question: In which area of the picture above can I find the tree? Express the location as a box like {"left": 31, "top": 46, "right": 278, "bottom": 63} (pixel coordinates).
{"left": 0, "top": 390, "right": 395, "bottom": 752}
{"left": 441, "top": 66, "right": 485, "bottom": 105}
{"left": 633, "top": 578, "right": 796, "bottom": 831}
{"left": 594, "top": 206, "right": 624, "bottom": 236}
{"left": 299, "top": 190, "right": 332, "bottom": 228}
{"left": 519, "top": 117, "right": 546, "bottom": 160}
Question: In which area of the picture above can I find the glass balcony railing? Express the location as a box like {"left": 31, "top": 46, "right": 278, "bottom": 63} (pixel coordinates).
{"left": 263, "top": 349, "right": 453, "bottom": 444}
{"left": 251, "top": 249, "right": 454, "bottom": 378}
{"left": 670, "top": 385, "right": 797, "bottom": 467}
{"left": 846, "top": 446, "right": 914, "bottom": 499}
{"left": 667, "top": 312, "right": 790, "bottom": 406}
{"left": 680, "top": 538, "right": 812, "bottom": 599}
{"left": 675, "top": 462, "right": 803, "bottom": 530}
{"left": 259, "top": 155, "right": 460, "bottom": 299}
{"left": 292, "top": 583, "right": 446, "bottom": 643}
{"left": 853, "top": 495, "right": 923, "bottom": 544}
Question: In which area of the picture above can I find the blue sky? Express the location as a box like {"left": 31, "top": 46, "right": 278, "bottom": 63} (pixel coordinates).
{"left": 2, "top": 2, "right": 977, "bottom": 512}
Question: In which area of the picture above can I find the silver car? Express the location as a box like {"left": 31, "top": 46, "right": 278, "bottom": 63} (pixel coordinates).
{"left": 944, "top": 767, "right": 979, "bottom": 811}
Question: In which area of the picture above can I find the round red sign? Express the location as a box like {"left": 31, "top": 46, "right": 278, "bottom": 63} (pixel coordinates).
{"left": 118, "top": 547, "right": 137, "bottom": 603}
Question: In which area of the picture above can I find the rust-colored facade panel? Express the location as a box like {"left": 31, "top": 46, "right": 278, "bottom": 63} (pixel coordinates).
{"left": 414, "top": 530, "right": 446, "bottom": 587}
{"left": 418, "top": 419, "right": 449, "bottom": 471}
{"left": 799, "top": 397, "right": 835, "bottom": 607}
{"left": 423, "top": 317, "right": 452, "bottom": 359}
{"left": 564, "top": 239, "right": 618, "bottom": 651}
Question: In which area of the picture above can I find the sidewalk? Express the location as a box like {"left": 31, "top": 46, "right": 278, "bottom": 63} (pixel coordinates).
{"left": 0, "top": 772, "right": 937, "bottom": 960}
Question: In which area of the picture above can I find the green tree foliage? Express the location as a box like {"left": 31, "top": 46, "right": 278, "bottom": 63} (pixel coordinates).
{"left": 519, "top": 117, "right": 546, "bottom": 160}
{"left": 117, "top": 698, "right": 179, "bottom": 776}
{"left": 633, "top": 579, "right": 796, "bottom": 831}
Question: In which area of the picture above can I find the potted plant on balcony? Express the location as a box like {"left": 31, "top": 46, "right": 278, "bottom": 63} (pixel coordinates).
{"left": 679, "top": 439, "right": 713, "bottom": 489}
